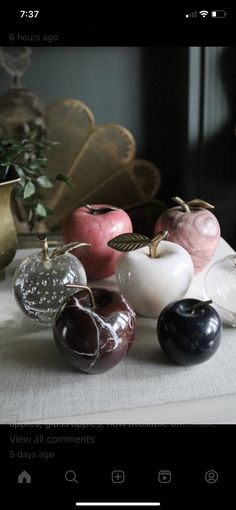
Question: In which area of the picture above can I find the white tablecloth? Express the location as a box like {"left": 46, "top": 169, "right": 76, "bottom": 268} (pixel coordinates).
{"left": 0, "top": 238, "right": 236, "bottom": 423}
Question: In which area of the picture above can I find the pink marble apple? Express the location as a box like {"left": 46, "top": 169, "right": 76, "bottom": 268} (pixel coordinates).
{"left": 63, "top": 204, "right": 133, "bottom": 280}
{"left": 154, "top": 197, "right": 221, "bottom": 273}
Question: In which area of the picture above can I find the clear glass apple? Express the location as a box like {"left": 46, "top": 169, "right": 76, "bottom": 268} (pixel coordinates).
{"left": 13, "top": 235, "right": 89, "bottom": 325}
{"left": 204, "top": 255, "right": 236, "bottom": 327}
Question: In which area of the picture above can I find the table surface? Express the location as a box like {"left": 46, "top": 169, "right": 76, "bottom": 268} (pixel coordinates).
{"left": 0, "top": 238, "right": 236, "bottom": 424}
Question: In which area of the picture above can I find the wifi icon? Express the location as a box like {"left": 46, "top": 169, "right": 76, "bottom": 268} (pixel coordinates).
{"left": 199, "top": 10, "right": 209, "bottom": 17}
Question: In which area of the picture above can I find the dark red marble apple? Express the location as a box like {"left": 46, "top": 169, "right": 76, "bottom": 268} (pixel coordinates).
{"left": 154, "top": 196, "right": 220, "bottom": 273}
{"left": 53, "top": 284, "right": 136, "bottom": 374}
{"left": 63, "top": 204, "right": 133, "bottom": 280}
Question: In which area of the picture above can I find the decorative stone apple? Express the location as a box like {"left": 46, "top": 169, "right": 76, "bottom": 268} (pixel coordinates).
{"left": 108, "top": 231, "right": 194, "bottom": 318}
{"left": 63, "top": 204, "right": 133, "bottom": 280}
{"left": 53, "top": 284, "right": 136, "bottom": 374}
{"left": 154, "top": 197, "right": 221, "bottom": 273}
{"left": 157, "top": 298, "right": 222, "bottom": 365}
{"left": 13, "top": 235, "right": 90, "bottom": 325}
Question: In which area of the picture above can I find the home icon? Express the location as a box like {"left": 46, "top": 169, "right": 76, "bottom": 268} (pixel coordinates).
{"left": 18, "top": 470, "right": 31, "bottom": 484}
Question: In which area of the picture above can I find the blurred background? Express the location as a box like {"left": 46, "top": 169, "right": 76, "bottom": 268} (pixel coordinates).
{"left": 0, "top": 46, "right": 236, "bottom": 248}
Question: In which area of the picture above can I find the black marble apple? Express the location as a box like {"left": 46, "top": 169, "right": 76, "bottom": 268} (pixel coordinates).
{"left": 157, "top": 298, "right": 222, "bottom": 365}
{"left": 53, "top": 284, "right": 136, "bottom": 374}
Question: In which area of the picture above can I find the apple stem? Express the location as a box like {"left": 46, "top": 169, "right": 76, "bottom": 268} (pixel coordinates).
{"left": 37, "top": 234, "right": 50, "bottom": 262}
{"left": 149, "top": 230, "right": 168, "bottom": 258}
{"left": 85, "top": 204, "right": 119, "bottom": 215}
{"left": 172, "top": 196, "right": 214, "bottom": 212}
{"left": 65, "top": 283, "right": 95, "bottom": 308}
{"left": 188, "top": 300, "right": 213, "bottom": 314}
{"left": 172, "top": 196, "right": 190, "bottom": 213}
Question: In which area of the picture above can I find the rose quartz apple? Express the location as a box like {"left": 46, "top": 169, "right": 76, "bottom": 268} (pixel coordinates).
{"left": 154, "top": 197, "right": 220, "bottom": 273}
{"left": 63, "top": 204, "right": 133, "bottom": 280}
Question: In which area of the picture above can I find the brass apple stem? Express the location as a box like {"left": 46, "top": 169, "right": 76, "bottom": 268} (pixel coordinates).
{"left": 188, "top": 300, "right": 213, "bottom": 313}
{"left": 172, "top": 196, "right": 190, "bottom": 213}
{"left": 149, "top": 230, "right": 168, "bottom": 258}
{"left": 172, "top": 196, "right": 214, "bottom": 212}
{"left": 37, "top": 234, "right": 50, "bottom": 262}
{"left": 50, "top": 241, "right": 91, "bottom": 259}
{"left": 65, "top": 284, "right": 95, "bottom": 308}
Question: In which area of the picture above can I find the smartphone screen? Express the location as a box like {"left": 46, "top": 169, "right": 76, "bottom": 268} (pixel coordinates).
{"left": 0, "top": 7, "right": 235, "bottom": 509}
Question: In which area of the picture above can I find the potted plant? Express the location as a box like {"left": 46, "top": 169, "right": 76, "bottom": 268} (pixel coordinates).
{"left": 0, "top": 133, "right": 71, "bottom": 271}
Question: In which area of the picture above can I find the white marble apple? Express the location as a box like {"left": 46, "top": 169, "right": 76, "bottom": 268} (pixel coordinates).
{"left": 108, "top": 231, "right": 194, "bottom": 318}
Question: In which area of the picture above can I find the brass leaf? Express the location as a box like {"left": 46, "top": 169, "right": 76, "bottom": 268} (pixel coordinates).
{"left": 108, "top": 233, "right": 150, "bottom": 252}
{"left": 50, "top": 242, "right": 91, "bottom": 259}
{"left": 187, "top": 199, "right": 214, "bottom": 209}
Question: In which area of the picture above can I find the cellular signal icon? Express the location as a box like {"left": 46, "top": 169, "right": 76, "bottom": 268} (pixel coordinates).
{"left": 199, "top": 10, "right": 209, "bottom": 17}
{"left": 186, "top": 11, "right": 197, "bottom": 18}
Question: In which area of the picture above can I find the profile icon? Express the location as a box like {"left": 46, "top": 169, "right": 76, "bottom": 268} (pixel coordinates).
{"left": 205, "top": 470, "right": 218, "bottom": 484}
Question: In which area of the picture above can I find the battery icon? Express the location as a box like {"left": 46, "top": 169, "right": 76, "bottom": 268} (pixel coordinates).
{"left": 211, "top": 10, "right": 227, "bottom": 18}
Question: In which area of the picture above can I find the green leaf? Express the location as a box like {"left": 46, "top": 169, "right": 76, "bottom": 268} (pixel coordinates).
{"left": 14, "top": 165, "right": 25, "bottom": 178}
{"left": 22, "top": 166, "right": 42, "bottom": 176}
{"left": 108, "top": 233, "right": 150, "bottom": 252}
{"left": 56, "top": 173, "right": 74, "bottom": 190}
{"left": 27, "top": 130, "right": 38, "bottom": 141}
{"left": 0, "top": 164, "right": 10, "bottom": 180}
{"left": 36, "top": 176, "right": 53, "bottom": 188}
{"left": 18, "top": 178, "right": 26, "bottom": 188}
{"left": 29, "top": 158, "right": 47, "bottom": 170}
{"left": 23, "top": 181, "right": 36, "bottom": 199}
{"left": 35, "top": 203, "right": 48, "bottom": 218}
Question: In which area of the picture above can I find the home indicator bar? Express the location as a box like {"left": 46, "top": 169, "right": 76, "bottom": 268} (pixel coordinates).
{"left": 75, "top": 504, "right": 161, "bottom": 507}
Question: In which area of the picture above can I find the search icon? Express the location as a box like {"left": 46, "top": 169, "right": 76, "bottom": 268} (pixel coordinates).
{"left": 65, "top": 470, "right": 78, "bottom": 483}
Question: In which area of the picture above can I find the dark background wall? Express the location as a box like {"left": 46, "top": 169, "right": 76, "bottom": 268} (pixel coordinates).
{"left": 0, "top": 46, "right": 236, "bottom": 247}
{"left": 0, "top": 47, "right": 145, "bottom": 151}
{"left": 186, "top": 47, "right": 236, "bottom": 249}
